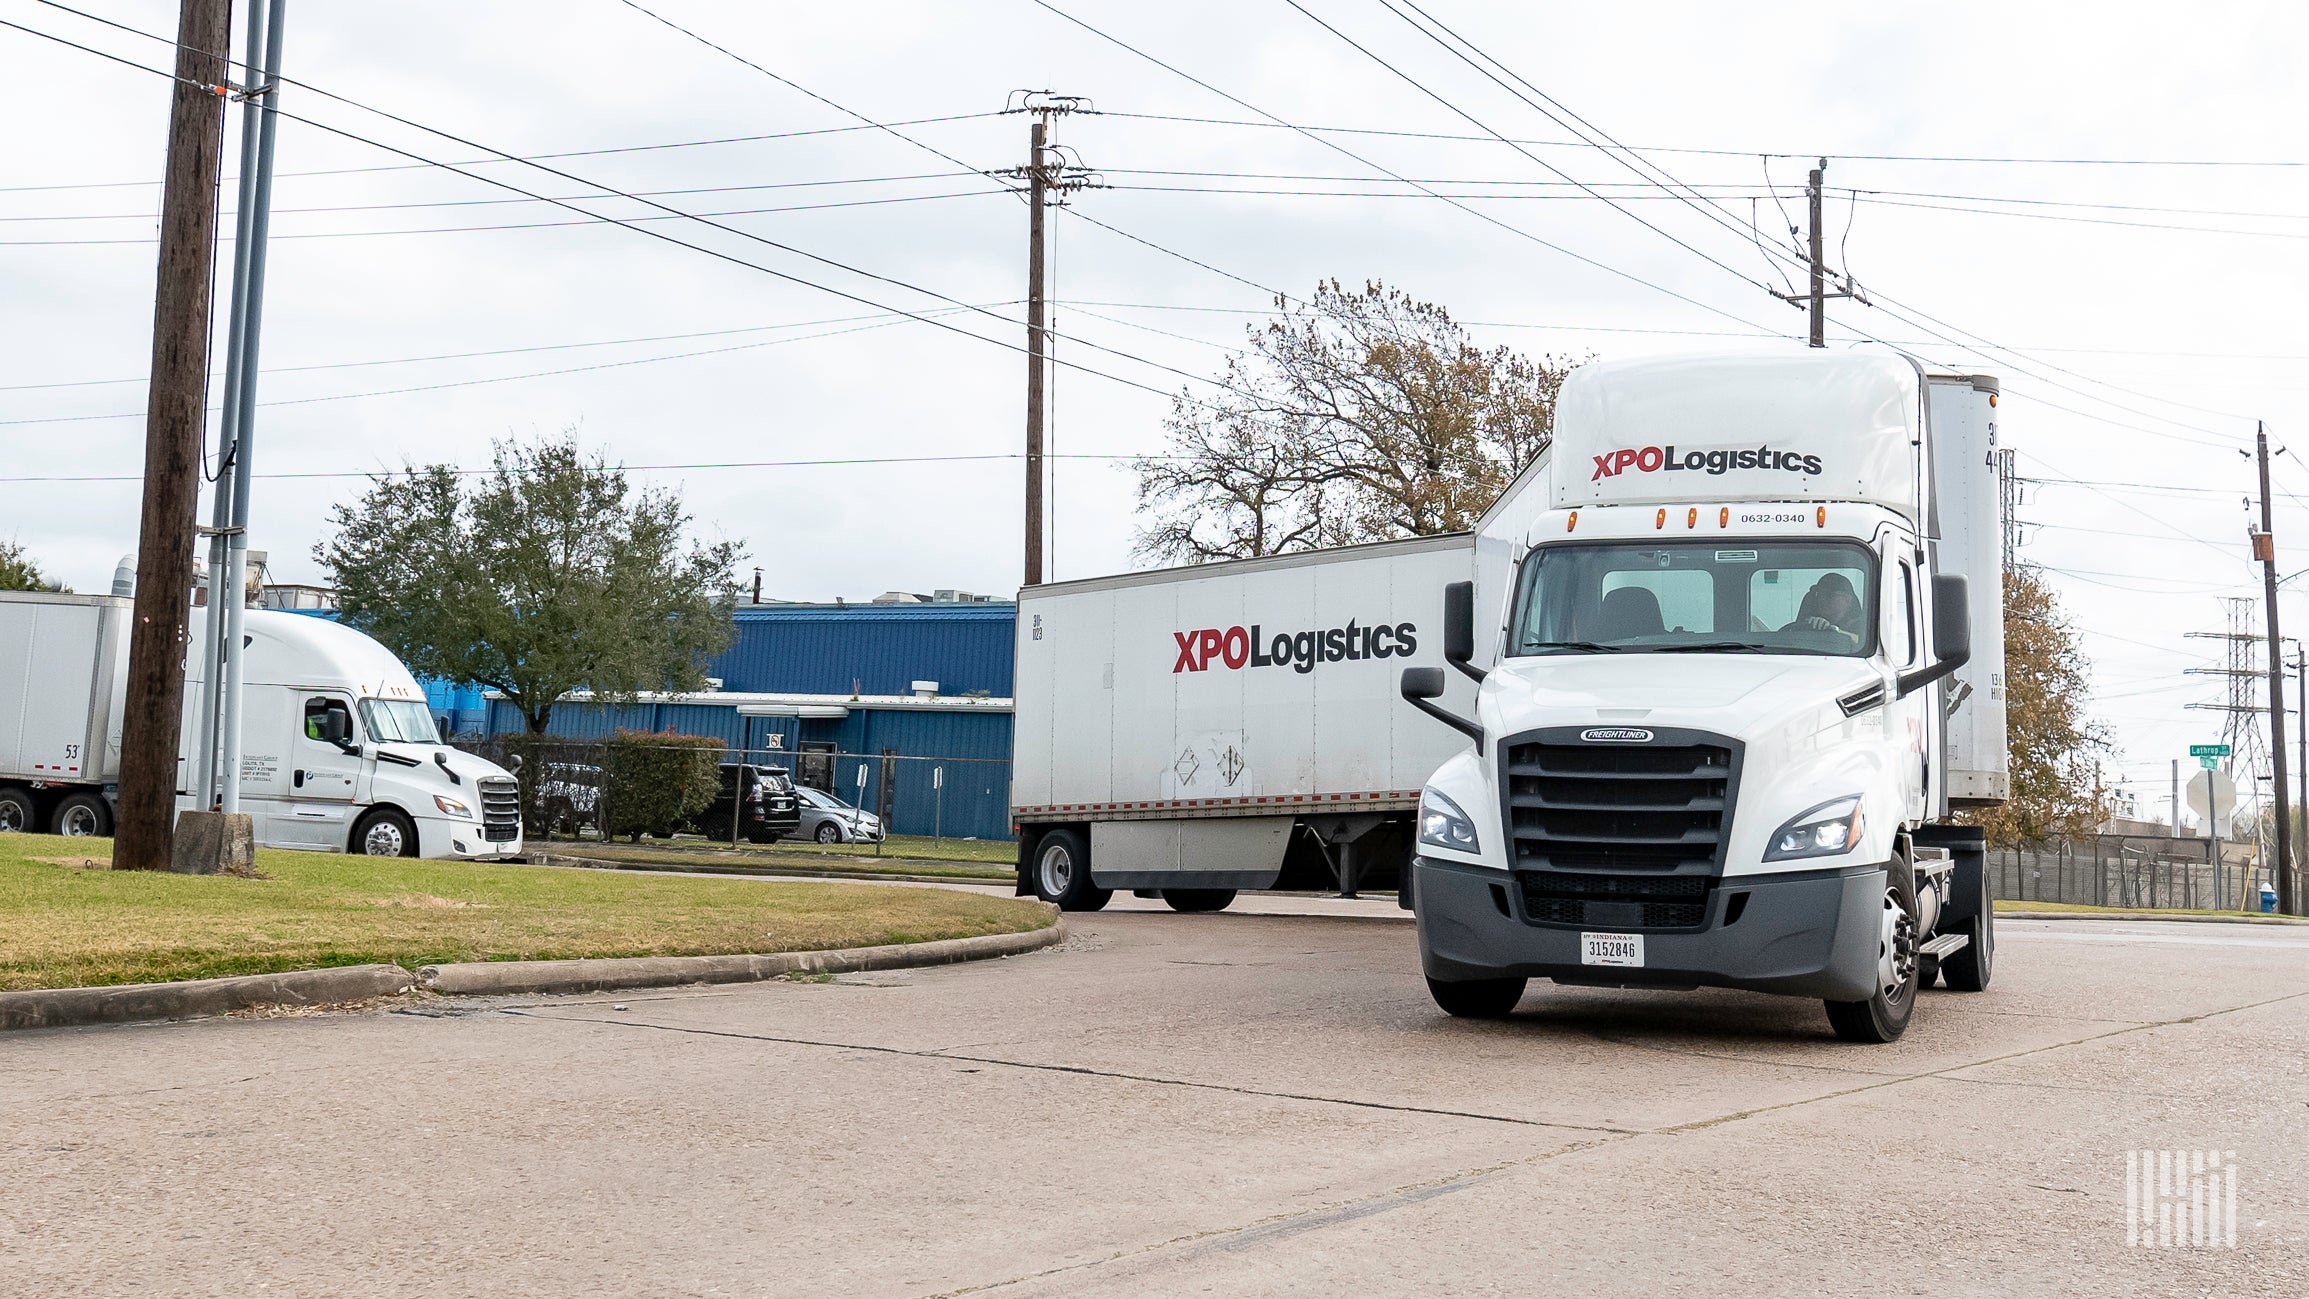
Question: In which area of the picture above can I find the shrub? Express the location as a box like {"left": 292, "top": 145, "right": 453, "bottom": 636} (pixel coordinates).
{"left": 601, "top": 729, "right": 724, "bottom": 841}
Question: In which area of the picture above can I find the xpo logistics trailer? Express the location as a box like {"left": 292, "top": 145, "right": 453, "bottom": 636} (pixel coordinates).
{"left": 1012, "top": 349, "right": 2005, "bottom": 1042}
{"left": 0, "top": 589, "right": 523, "bottom": 859}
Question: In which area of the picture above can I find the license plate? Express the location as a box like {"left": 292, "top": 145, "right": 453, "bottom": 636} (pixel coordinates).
{"left": 1581, "top": 932, "right": 1644, "bottom": 967}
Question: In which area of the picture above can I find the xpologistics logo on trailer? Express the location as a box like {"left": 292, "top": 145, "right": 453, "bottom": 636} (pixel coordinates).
{"left": 1591, "top": 444, "right": 1825, "bottom": 482}
{"left": 1172, "top": 621, "right": 1418, "bottom": 674}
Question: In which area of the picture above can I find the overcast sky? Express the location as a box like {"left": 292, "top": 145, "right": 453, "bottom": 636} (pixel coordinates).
{"left": 5, "top": 1, "right": 2306, "bottom": 823}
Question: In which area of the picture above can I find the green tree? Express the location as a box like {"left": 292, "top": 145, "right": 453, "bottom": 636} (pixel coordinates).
{"left": 317, "top": 433, "right": 742, "bottom": 734}
{"left": 1967, "top": 566, "right": 2114, "bottom": 846}
{"left": 1134, "top": 279, "right": 1574, "bottom": 562}
{"left": 0, "top": 540, "right": 66, "bottom": 592}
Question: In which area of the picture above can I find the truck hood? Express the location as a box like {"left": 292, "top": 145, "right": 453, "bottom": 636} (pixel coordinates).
{"left": 1480, "top": 653, "right": 1880, "bottom": 732}
{"left": 374, "top": 743, "right": 515, "bottom": 790}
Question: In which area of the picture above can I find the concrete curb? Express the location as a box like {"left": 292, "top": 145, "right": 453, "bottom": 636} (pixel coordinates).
{"left": 2000, "top": 909, "right": 2309, "bottom": 927}
{"left": 415, "top": 917, "right": 1066, "bottom": 996}
{"left": 537, "top": 852, "right": 1011, "bottom": 888}
{"left": 0, "top": 963, "right": 414, "bottom": 1032}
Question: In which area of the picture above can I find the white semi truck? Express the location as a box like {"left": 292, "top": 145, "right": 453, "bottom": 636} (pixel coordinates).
{"left": 0, "top": 590, "right": 523, "bottom": 859}
{"left": 1399, "top": 351, "right": 2005, "bottom": 1042}
{"left": 1011, "top": 349, "right": 2003, "bottom": 1042}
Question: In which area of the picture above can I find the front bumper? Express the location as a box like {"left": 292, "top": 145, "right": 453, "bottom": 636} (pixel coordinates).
{"left": 1413, "top": 855, "right": 1885, "bottom": 1002}
{"left": 439, "top": 819, "right": 522, "bottom": 860}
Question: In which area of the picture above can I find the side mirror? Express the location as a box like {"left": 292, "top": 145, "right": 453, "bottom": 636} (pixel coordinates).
{"left": 1400, "top": 666, "right": 1481, "bottom": 743}
{"left": 1897, "top": 574, "right": 1972, "bottom": 697}
{"left": 1443, "top": 580, "right": 1484, "bottom": 684}
{"left": 322, "top": 707, "right": 351, "bottom": 745}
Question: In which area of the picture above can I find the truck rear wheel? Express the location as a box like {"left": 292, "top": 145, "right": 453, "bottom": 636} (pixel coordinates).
{"left": 1031, "top": 829, "right": 1110, "bottom": 912}
{"left": 1939, "top": 899, "right": 1994, "bottom": 992}
{"left": 1426, "top": 975, "right": 1527, "bottom": 1019}
{"left": 51, "top": 792, "right": 112, "bottom": 838}
{"left": 1825, "top": 867, "right": 1920, "bottom": 1043}
{"left": 0, "top": 787, "right": 35, "bottom": 833}
{"left": 1162, "top": 889, "right": 1236, "bottom": 913}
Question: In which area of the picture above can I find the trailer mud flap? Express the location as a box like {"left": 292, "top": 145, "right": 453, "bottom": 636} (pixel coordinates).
{"left": 1090, "top": 816, "right": 1291, "bottom": 890}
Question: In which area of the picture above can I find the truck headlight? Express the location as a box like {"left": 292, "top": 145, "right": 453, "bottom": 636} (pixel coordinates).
{"left": 1764, "top": 795, "right": 1863, "bottom": 861}
{"left": 1418, "top": 789, "right": 1480, "bottom": 854}
{"left": 433, "top": 795, "right": 472, "bottom": 818}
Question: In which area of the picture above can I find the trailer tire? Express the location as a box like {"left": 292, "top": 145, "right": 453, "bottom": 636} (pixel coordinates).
{"left": 1162, "top": 889, "right": 1236, "bottom": 913}
{"left": 352, "top": 807, "right": 419, "bottom": 858}
{"left": 1825, "top": 864, "right": 1920, "bottom": 1043}
{"left": 1939, "top": 898, "right": 1995, "bottom": 992}
{"left": 1031, "top": 828, "right": 1109, "bottom": 912}
{"left": 51, "top": 792, "right": 112, "bottom": 838}
{"left": 1426, "top": 974, "right": 1527, "bottom": 1019}
{"left": 0, "top": 787, "right": 36, "bottom": 833}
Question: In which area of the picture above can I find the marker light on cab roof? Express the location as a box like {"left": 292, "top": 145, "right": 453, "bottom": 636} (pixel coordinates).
{"left": 1816, "top": 505, "right": 1828, "bottom": 528}
{"left": 1719, "top": 506, "right": 1729, "bottom": 527}
{"left": 1566, "top": 510, "right": 1578, "bottom": 532}
{"left": 1655, "top": 508, "right": 1667, "bottom": 530}
{"left": 1686, "top": 507, "right": 1698, "bottom": 528}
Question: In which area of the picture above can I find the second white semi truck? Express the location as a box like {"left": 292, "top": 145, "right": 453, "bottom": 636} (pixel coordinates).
{"left": 0, "top": 590, "right": 523, "bottom": 860}
{"left": 1013, "top": 348, "right": 2005, "bottom": 1042}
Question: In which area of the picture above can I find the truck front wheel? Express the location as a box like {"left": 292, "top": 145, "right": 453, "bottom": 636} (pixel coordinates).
{"left": 51, "top": 792, "right": 112, "bottom": 838}
{"left": 1031, "top": 828, "right": 1110, "bottom": 912}
{"left": 1825, "top": 867, "right": 1921, "bottom": 1043}
{"left": 1162, "top": 889, "right": 1236, "bottom": 913}
{"left": 1426, "top": 974, "right": 1527, "bottom": 1019}
{"left": 352, "top": 808, "right": 419, "bottom": 858}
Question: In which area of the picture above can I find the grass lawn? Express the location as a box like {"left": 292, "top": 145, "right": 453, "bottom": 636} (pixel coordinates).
{"left": 0, "top": 833, "right": 1053, "bottom": 992}
{"left": 566, "top": 843, "right": 1011, "bottom": 881}
{"left": 1993, "top": 898, "right": 2282, "bottom": 920}
{"left": 538, "top": 830, "right": 1017, "bottom": 866}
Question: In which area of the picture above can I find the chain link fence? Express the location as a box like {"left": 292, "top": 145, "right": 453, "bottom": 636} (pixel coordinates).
{"left": 1993, "top": 835, "right": 2283, "bottom": 912}
{"left": 451, "top": 736, "right": 1012, "bottom": 844}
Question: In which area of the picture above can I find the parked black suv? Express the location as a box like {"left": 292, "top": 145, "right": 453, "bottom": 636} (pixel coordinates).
{"left": 686, "top": 763, "right": 802, "bottom": 843}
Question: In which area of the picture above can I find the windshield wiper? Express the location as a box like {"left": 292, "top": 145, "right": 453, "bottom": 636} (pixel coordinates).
{"left": 1652, "top": 641, "right": 1772, "bottom": 653}
{"left": 1525, "top": 640, "right": 1627, "bottom": 653}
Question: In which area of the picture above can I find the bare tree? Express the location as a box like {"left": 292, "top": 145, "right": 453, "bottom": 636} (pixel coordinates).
{"left": 1134, "top": 280, "right": 1573, "bottom": 562}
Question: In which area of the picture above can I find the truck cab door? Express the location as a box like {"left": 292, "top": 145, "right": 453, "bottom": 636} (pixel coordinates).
{"left": 1881, "top": 551, "right": 1930, "bottom": 821}
{"left": 277, "top": 692, "right": 362, "bottom": 849}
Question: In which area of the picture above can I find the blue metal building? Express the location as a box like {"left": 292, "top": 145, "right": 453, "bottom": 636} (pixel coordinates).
{"left": 481, "top": 601, "right": 1020, "bottom": 840}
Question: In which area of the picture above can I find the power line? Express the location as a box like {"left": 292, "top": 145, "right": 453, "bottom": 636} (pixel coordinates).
{"left": 1030, "top": 1, "right": 1788, "bottom": 335}
{"left": 0, "top": 452, "right": 1171, "bottom": 485}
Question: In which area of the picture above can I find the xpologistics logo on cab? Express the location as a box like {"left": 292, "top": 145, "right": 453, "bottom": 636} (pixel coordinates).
{"left": 1172, "top": 620, "right": 1418, "bottom": 674}
{"left": 1591, "top": 444, "right": 1824, "bottom": 482}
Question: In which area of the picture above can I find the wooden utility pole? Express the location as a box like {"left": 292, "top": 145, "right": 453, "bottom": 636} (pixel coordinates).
{"left": 1023, "top": 118, "right": 1048, "bottom": 588}
{"left": 1806, "top": 160, "right": 1826, "bottom": 347}
{"left": 2254, "top": 424, "right": 2296, "bottom": 914}
{"left": 115, "top": 0, "right": 234, "bottom": 871}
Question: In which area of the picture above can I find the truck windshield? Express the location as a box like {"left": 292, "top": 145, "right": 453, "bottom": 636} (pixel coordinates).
{"left": 1509, "top": 540, "right": 1878, "bottom": 657}
{"left": 359, "top": 698, "right": 439, "bottom": 744}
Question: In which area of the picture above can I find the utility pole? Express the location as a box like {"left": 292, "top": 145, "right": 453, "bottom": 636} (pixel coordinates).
{"left": 999, "top": 91, "right": 1097, "bottom": 588}
{"left": 2255, "top": 424, "right": 2296, "bottom": 914}
{"left": 115, "top": 0, "right": 234, "bottom": 872}
{"left": 1770, "top": 158, "right": 1856, "bottom": 346}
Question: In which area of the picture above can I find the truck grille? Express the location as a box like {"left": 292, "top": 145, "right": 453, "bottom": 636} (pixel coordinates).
{"left": 1504, "top": 741, "right": 1732, "bottom": 873}
{"left": 1517, "top": 871, "right": 1712, "bottom": 929}
{"left": 479, "top": 777, "right": 521, "bottom": 842}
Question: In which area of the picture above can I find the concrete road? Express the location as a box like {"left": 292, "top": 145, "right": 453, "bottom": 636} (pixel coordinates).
{"left": 5, "top": 911, "right": 2305, "bottom": 1298}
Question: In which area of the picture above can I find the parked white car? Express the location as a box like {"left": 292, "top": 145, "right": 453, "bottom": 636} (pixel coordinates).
{"left": 793, "top": 786, "right": 883, "bottom": 844}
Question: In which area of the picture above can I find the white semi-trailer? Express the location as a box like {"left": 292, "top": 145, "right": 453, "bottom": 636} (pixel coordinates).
{"left": 1399, "top": 351, "right": 2005, "bottom": 1042}
{"left": 0, "top": 590, "right": 523, "bottom": 859}
{"left": 1011, "top": 533, "right": 1480, "bottom": 911}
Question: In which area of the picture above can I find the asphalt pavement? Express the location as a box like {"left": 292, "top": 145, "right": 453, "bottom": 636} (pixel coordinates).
{"left": 5, "top": 906, "right": 2305, "bottom": 1297}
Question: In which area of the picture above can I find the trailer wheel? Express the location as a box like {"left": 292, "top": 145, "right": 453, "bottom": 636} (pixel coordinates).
{"left": 352, "top": 807, "right": 419, "bottom": 857}
{"left": 1939, "top": 898, "right": 1995, "bottom": 992}
{"left": 0, "top": 787, "right": 35, "bottom": 833}
{"left": 1031, "top": 828, "right": 1110, "bottom": 912}
{"left": 1825, "top": 865, "right": 1920, "bottom": 1043}
{"left": 1162, "top": 889, "right": 1236, "bottom": 913}
{"left": 1426, "top": 975, "right": 1527, "bottom": 1019}
{"left": 51, "top": 792, "right": 112, "bottom": 838}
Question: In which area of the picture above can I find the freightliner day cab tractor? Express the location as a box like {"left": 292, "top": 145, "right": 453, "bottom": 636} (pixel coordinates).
{"left": 0, "top": 590, "right": 523, "bottom": 860}
{"left": 1398, "top": 351, "right": 2006, "bottom": 1042}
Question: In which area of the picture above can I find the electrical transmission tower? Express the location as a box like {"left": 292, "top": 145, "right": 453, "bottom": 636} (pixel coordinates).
{"left": 2186, "top": 597, "right": 2269, "bottom": 843}
{"left": 997, "top": 90, "right": 1101, "bottom": 588}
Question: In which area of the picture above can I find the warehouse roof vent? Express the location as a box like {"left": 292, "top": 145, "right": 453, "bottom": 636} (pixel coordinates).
{"left": 911, "top": 679, "right": 939, "bottom": 699}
